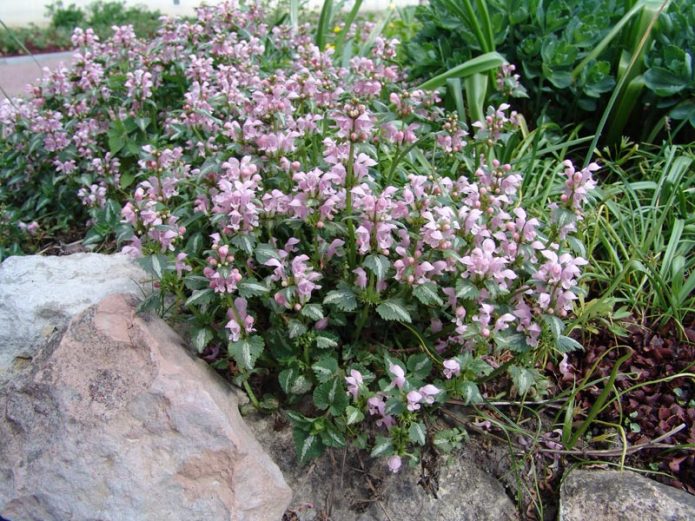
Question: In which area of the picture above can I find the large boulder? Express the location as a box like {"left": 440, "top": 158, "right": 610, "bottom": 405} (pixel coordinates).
{"left": 560, "top": 469, "right": 695, "bottom": 521}
{"left": 0, "top": 253, "right": 149, "bottom": 385}
{"left": 0, "top": 294, "right": 292, "bottom": 521}
{"left": 247, "top": 411, "right": 519, "bottom": 521}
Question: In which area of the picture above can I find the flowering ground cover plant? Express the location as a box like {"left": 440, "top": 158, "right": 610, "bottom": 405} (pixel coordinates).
{"left": 0, "top": 1, "right": 597, "bottom": 471}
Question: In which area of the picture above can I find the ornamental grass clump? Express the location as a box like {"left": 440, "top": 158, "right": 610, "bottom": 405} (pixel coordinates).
{"left": 0, "top": 1, "right": 596, "bottom": 469}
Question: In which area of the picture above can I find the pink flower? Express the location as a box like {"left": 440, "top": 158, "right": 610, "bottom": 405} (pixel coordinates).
{"left": 389, "top": 363, "right": 406, "bottom": 389}
{"left": 387, "top": 455, "right": 402, "bottom": 473}
{"left": 418, "top": 384, "right": 441, "bottom": 405}
{"left": 406, "top": 390, "right": 422, "bottom": 411}
{"left": 345, "top": 369, "right": 363, "bottom": 399}
{"left": 443, "top": 359, "right": 461, "bottom": 379}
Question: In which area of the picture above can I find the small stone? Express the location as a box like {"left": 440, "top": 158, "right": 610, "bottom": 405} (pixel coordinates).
{"left": 560, "top": 469, "right": 695, "bottom": 521}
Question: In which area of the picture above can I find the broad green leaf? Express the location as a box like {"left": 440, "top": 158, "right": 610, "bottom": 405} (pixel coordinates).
{"left": 364, "top": 254, "right": 390, "bottom": 281}
{"left": 376, "top": 299, "right": 412, "bottom": 323}
{"left": 315, "top": 331, "right": 340, "bottom": 349}
{"left": 508, "top": 366, "right": 537, "bottom": 396}
{"left": 228, "top": 335, "right": 264, "bottom": 371}
{"left": 312, "top": 356, "right": 339, "bottom": 383}
{"left": 413, "top": 282, "right": 443, "bottom": 306}
{"left": 238, "top": 280, "right": 269, "bottom": 298}
{"left": 456, "top": 279, "right": 480, "bottom": 300}
{"left": 191, "top": 327, "right": 213, "bottom": 353}
{"left": 185, "top": 288, "right": 214, "bottom": 307}
{"left": 456, "top": 380, "right": 483, "bottom": 404}
{"left": 313, "top": 378, "right": 348, "bottom": 416}
{"left": 293, "top": 429, "right": 324, "bottom": 464}
{"left": 557, "top": 335, "right": 583, "bottom": 352}
{"left": 370, "top": 436, "right": 393, "bottom": 457}
{"left": 301, "top": 304, "right": 324, "bottom": 321}
{"left": 231, "top": 234, "right": 255, "bottom": 255}
{"left": 255, "top": 243, "right": 280, "bottom": 264}
{"left": 346, "top": 405, "right": 365, "bottom": 425}
{"left": 407, "top": 353, "right": 432, "bottom": 379}
{"left": 279, "top": 368, "right": 313, "bottom": 395}
{"left": 543, "top": 314, "right": 565, "bottom": 339}
{"left": 408, "top": 422, "right": 427, "bottom": 446}
{"left": 324, "top": 289, "right": 358, "bottom": 312}
{"left": 288, "top": 319, "right": 308, "bottom": 339}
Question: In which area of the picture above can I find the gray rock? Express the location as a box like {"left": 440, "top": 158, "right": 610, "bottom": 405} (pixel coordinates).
{"left": 560, "top": 469, "right": 695, "bottom": 521}
{"left": 0, "top": 294, "right": 292, "bottom": 521}
{"left": 0, "top": 253, "right": 149, "bottom": 385}
{"left": 246, "top": 412, "right": 519, "bottom": 521}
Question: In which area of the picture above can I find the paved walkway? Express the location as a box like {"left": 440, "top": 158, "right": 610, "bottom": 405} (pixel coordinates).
{"left": 0, "top": 51, "right": 73, "bottom": 99}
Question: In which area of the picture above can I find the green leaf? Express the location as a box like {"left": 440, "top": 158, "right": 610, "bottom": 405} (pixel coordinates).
{"left": 255, "top": 243, "right": 280, "bottom": 264}
{"left": 408, "top": 422, "right": 427, "bottom": 446}
{"left": 293, "top": 429, "right": 324, "bottom": 464}
{"left": 185, "top": 288, "right": 214, "bottom": 307}
{"left": 315, "top": 331, "right": 340, "bottom": 349}
{"left": 543, "top": 314, "right": 565, "bottom": 339}
{"left": 228, "top": 335, "right": 264, "bottom": 371}
{"left": 320, "top": 424, "right": 347, "bottom": 448}
{"left": 238, "top": 280, "right": 270, "bottom": 298}
{"left": 288, "top": 319, "right": 308, "bottom": 339}
{"left": 301, "top": 304, "right": 324, "bottom": 321}
{"left": 231, "top": 234, "right": 255, "bottom": 255}
{"left": 191, "top": 327, "right": 213, "bottom": 353}
{"left": 456, "top": 279, "right": 480, "bottom": 300}
{"left": 346, "top": 405, "right": 365, "bottom": 425}
{"left": 376, "top": 299, "right": 412, "bottom": 323}
{"left": 370, "top": 436, "right": 393, "bottom": 457}
{"left": 413, "top": 282, "right": 443, "bottom": 306}
{"left": 418, "top": 52, "right": 506, "bottom": 90}
{"left": 279, "top": 368, "right": 313, "bottom": 395}
{"left": 508, "top": 366, "right": 536, "bottom": 396}
{"left": 313, "top": 378, "right": 348, "bottom": 416}
{"left": 456, "top": 380, "right": 483, "bottom": 404}
{"left": 324, "top": 289, "right": 358, "bottom": 312}
{"left": 364, "top": 254, "right": 390, "bottom": 281}
{"left": 312, "top": 356, "right": 339, "bottom": 383}
{"left": 557, "top": 335, "right": 583, "bottom": 352}
{"left": 407, "top": 353, "right": 432, "bottom": 379}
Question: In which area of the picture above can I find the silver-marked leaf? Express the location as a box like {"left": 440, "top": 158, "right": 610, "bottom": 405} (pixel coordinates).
{"left": 191, "top": 327, "right": 213, "bottom": 353}
{"left": 408, "top": 422, "right": 427, "bottom": 446}
{"left": 315, "top": 331, "right": 340, "bottom": 349}
{"left": 346, "top": 405, "right": 365, "bottom": 425}
{"left": 313, "top": 378, "right": 348, "bottom": 416}
{"left": 370, "top": 436, "right": 393, "bottom": 457}
{"left": 508, "top": 366, "right": 538, "bottom": 396}
{"left": 557, "top": 335, "right": 583, "bottom": 352}
{"left": 288, "top": 319, "right": 308, "bottom": 339}
{"left": 185, "top": 288, "right": 214, "bottom": 307}
{"left": 301, "top": 304, "right": 325, "bottom": 321}
{"left": 456, "top": 381, "right": 483, "bottom": 404}
{"left": 376, "top": 299, "right": 412, "bottom": 323}
{"left": 324, "top": 289, "right": 358, "bottom": 312}
{"left": 231, "top": 234, "right": 255, "bottom": 255}
{"left": 238, "top": 280, "right": 270, "bottom": 298}
{"left": 364, "top": 254, "right": 390, "bottom": 281}
{"left": 456, "top": 279, "right": 480, "bottom": 300}
{"left": 255, "top": 243, "right": 280, "bottom": 264}
{"left": 413, "top": 282, "right": 443, "bottom": 306}
{"left": 279, "top": 368, "right": 313, "bottom": 395}
{"left": 293, "top": 430, "right": 324, "bottom": 464}
{"left": 228, "top": 335, "right": 264, "bottom": 371}
{"left": 543, "top": 314, "right": 565, "bottom": 339}
{"left": 312, "top": 356, "right": 339, "bottom": 383}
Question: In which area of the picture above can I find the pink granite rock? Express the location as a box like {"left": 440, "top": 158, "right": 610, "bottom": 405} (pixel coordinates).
{"left": 0, "top": 294, "right": 292, "bottom": 521}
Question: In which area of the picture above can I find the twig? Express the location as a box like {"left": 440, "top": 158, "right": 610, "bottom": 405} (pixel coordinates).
{"left": 442, "top": 406, "right": 689, "bottom": 459}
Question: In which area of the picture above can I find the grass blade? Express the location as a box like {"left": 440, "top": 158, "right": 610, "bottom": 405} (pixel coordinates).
{"left": 316, "top": 0, "right": 334, "bottom": 51}
{"left": 418, "top": 52, "right": 505, "bottom": 90}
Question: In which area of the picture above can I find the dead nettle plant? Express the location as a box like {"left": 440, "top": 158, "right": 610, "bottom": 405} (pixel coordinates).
{"left": 0, "top": 1, "right": 597, "bottom": 471}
